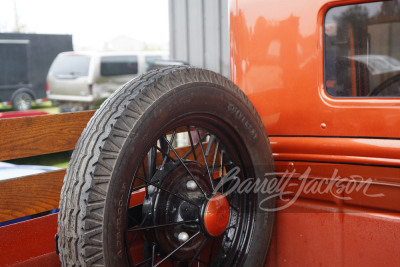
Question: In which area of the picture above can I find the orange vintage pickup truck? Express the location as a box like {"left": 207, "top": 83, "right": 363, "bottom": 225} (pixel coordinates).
{"left": 1, "top": 0, "right": 399, "bottom": 266}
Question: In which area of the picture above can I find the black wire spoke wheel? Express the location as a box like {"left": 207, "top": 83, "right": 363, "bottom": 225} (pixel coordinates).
{"left": 126, "top": 123, "right": 256, "bottom": 267}
{"left": 57, "top": 67, "right": 275, "bottom": 267}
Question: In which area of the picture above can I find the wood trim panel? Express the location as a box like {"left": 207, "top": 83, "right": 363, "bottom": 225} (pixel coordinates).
{"left": 0, "top": 170, "right": 65, "bottom": 222}
{"left": 0, "top": 111, "right": 94, "bottom": 161}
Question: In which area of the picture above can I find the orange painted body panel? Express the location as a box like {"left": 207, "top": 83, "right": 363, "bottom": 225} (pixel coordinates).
{"left": 273, "top": 161, "right": 400, "bottom": 212}
{"left": 271, "top": 136, "right": 400, "bottom": 166}
{"left": 231, "top": 0, "right": 400, "bottom": 265}
{"left": 230, "top": 0, "right": 400, "bottom": 138}
{"left": 267, "top": 199, "right": 400, "bottom": 267}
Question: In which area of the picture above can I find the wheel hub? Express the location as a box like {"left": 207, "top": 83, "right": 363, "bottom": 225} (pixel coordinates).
{"left": 203, "top": 195, "right": 230, "bottom": 237}
{"left": 142, "top": 161, "right": 232, "bottom": 261}
{"left": 143, "top": 162, "right": 209, "bottom": 260}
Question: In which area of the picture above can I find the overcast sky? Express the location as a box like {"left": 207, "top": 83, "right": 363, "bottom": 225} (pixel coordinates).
{"left": 0, "top": 0, "right": 169, "bottom": 50}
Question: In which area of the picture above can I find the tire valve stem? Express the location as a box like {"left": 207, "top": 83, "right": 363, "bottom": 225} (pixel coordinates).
{"left": 186, "top": 180, "right": 197, "bottom": 191}
{"left": 178, "top": 232, "right": 189, "bottom": 243}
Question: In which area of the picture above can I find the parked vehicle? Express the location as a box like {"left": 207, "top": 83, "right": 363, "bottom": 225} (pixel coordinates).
{"left": 147, "top": 59, "right": 188, "bottom": 70}
{"left": 47, "top": 51, "right": 168, "bottom": 112}
{"left": 0, "top": 33, "right": 73, "bottom": 111}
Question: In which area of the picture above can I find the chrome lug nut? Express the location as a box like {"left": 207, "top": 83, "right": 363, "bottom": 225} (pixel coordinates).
{"left": 186, "top": 180, "right": 197, "bottom": 190}
{"left": 178, "top": 232, "right": 189, "bottom": 243}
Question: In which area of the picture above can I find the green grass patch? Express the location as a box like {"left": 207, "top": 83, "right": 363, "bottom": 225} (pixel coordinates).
{"left": 6, "top": 151, "right": 71, "bottom": 169}
{"left": 0, "top": 101, "right": 60, "bottom": 114}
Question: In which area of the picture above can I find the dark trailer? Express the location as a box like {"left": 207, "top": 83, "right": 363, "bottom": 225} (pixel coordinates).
{"left": 0, "top": 33, "right": 73, "bottom": 110}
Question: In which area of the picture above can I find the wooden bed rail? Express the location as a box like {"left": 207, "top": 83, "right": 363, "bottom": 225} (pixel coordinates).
{"left": 0, "top": 111, "right": 94, "bottom": 222}
{"left": 0, "top": 111, "right": 95, "bottom": 161}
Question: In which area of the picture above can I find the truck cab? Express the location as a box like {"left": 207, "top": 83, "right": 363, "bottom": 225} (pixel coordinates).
{"left": 230, "top": 0, "right": 400, "bottom": 265}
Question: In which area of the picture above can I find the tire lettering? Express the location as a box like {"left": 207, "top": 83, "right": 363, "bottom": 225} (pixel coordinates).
{"left": 228, "top": 103, "right": 258, "bottom": 139}
{"left": 116, "top": 183, "right": 126, "bottom": 258}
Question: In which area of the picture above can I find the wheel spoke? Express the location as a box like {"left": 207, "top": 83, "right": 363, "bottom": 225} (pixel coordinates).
{"left": 148, "top": 146, "right": 157, "bottom": 179}
{"left": 205, "top": 135, "right": 215, "bottom": 157}
{"left": 162, "top": 135, "right": 207, "bottom": 197}
{"left": 211, "top": 140, "right": 220, "bottom": 178}
{"left": 196, "top": 127, "right": 215, "bottom": 191}
{"left": 154, "top": 232, "right": 201, "bottom": 267}
{"left": 151, "top": 243, "right": 156, "bottom": 266}
{"left": 189, "top": 237, "right": 208, "bottom": 267}
{"left": 128, "top": 213, "right": 148, "bottom": 248}
{"left": 187, "top": 126, "right": 198, "bottom": 161}
{"left": 182, "top": 133, "right": 209, "bottom": 160}
{"left": 127, "top": 212, "right": 140, "bottom": 226}
{"left": 154, "top": 145, "right": 175, "bottom": 162}
{"left": 229, "top": 201, "right": 239, "bottom": 212}
{"left": 135, "top": 176, "right": 200, "bottom": 208}
{"left": 142, "top": 161, "right": 148, "bottom": 180}
{"left": 160, "top": 134, "right": 169, "bottom": 152}
{"left": 160, "top": 131, "right": 176, "bottom": 170}
{"left": 132, "top": 256, "right": 152, "bottom": 267}
{"left": 225, "top": 175, "right": 239, "bottom": 193}
{"left": 207, "top": 238, "right": 217, "bottom": 266}
{"left": 128, "top": 219, "right": 198, "bottom": 232}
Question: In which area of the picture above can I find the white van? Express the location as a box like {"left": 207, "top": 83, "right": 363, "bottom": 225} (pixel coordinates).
{"left": 47, "top": 51, "right": 167, "bottom": 111}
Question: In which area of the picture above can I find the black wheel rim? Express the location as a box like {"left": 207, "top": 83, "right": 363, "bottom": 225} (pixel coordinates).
{"left": 124, "top": 114, "right": 256, "bottom": 267}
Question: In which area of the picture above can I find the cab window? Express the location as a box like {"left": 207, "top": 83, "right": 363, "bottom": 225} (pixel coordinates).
{"left": 324, "top": 0, "right": 400, "bottom": 97}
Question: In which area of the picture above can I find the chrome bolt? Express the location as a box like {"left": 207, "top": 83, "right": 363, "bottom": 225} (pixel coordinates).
{"left": 186, "top": 180, "right": 197, "bottom": 190}
{"left": 178, "top": 232, "right": 189, "bottom": 243}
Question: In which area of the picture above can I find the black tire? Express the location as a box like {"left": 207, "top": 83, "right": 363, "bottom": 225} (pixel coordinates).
{"left": 58, "top": 66, "right": 275, "bottom": 267}
{"left": 12, "top": 92, "right": 32, "bottom": 111}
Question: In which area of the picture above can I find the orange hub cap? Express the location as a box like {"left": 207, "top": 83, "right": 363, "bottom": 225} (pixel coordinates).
{"left": 203, "top": 195, "right": 230, "bottom": 236}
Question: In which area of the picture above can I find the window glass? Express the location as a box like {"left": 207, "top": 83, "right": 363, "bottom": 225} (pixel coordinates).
{"left": 100, "top": 55, "right": 138, "bottom": 76}
{"left": 49, "top": 54, "right": 90, "bottom": 78}
{"left": 145, "top": 55, "right": 162, "bottom": 71}
{"left": 324, "top": 0, "right": 400, "bottom": 97}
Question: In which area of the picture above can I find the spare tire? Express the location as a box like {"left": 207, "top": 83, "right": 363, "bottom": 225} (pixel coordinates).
{"left": 57, "top": 66, "right": 275, "bottom": 266}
